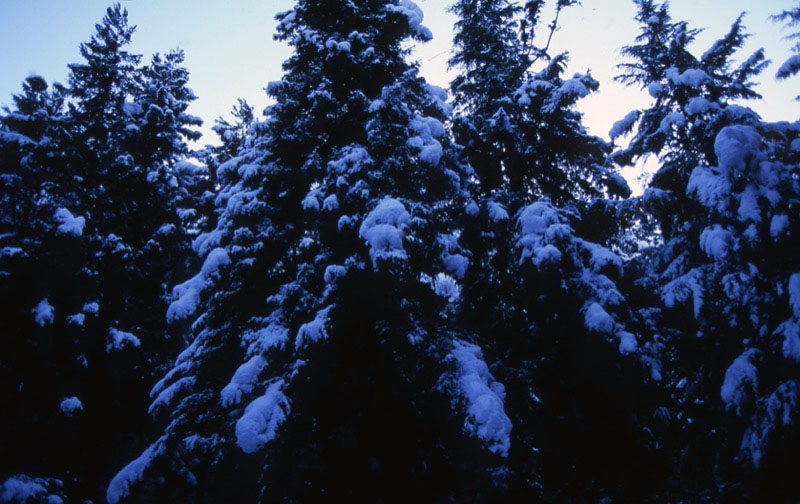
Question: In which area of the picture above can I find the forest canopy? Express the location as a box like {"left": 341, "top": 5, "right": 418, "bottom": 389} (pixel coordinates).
{"left": 1, "top": 1, "right": 800, "bottom": 502}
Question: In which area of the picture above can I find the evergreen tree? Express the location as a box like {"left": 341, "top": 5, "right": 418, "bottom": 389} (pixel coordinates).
{"left": 448, "top": 0, "right": 650, "bottom": 500}
{"left": 108, "top": 1, "right": 513, "bottom": 501}
{"left": 771, "top": 1, "right": 800, "bottom": 97}
{"left": 610, "top": 1, "right": 799, "bottom": 499}
{"left": 0, "top": 5, "right": 205, "bottom": 501}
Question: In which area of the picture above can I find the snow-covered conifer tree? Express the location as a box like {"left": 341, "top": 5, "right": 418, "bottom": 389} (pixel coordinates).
{"left": 610, "top": 1, "right": 799, "bottom": 499}
{"left": 0, "top": 5, "right": 206, "bottom": 501}
{"left": 108, "top": 1, "right": 516, "bottom": 502}
{"left": 448, "top": 1, "right": 650, "bottom": 500}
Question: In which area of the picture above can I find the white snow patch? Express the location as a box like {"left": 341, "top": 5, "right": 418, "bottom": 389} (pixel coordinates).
{"left": 776, "top": 54, "right": 800, "bottom": 79}
{"left": 685, "top": 97, "right": 718, "bottom": 116}
{"left": 302, "top": 194, "right": 320, "bottom": 211}
{"left": 721, "top": 348, "right": 760, "bottom": 415}
{"left": 408, "top": 116, "right": 444, "bottom": 166}
{"left": 739, "top": 380, "right": 799, "bottom": 468}
{"left": 107, "top": 437, "right": 166, "bottom": 504}
{"left": 107, "top": 328, "right": 141, "bottom": 352}
{"left": 609, "top": 111, "right": 639, "bottom": 140}
{"left": 647, "top": 82, "right": 664, "bottom": 97}
{"left": 687, "top": 166, "right": 730, "bottom": 213}
{"left": 448, "top": 340, "right": 512, "bottom": 457}
{"left": 359, "top": 198, "right": 411, "bottom": 265}
{"left": 329, "top": 146, "right": 371, "bottom": 174}
{"left": 235, "top": 380, "right": 290, "bottom": 453}
{"left": 662, "top": 268, "right": 704, "bottom": 318}
{"left": 442, "top": 254, "right": 468, "bottom": 280}
{"left": 241, "top": 323, "right": 289, "bottom": 356}
{"left": 221, "top": 356, "right": 267, "bottom": 407}
{"left": 433, "top": 273, "right": 460, "bottom": 303}
{"left": 66, "top": 313, "right": 85, "bottom": 327}
{"left": 386, "top": 0, "right": 432, "bottom": 40}
{"left": 678, "top": 68, "right": 711, "bottom": 87}
{"left": 715, "top": 125, "right": 761, "bottom": 173}
{"left": 166, "top": 248, "right": 230, "bottom": 323}
{"left": 295, "top": 305, "right": 333, "bottom": 350}
{"left": 324, "top": 264, "right": 347, "bottom": 284}
{"left": 659, "top": 111, "right": 685, "bottom": 134}
{"left": 32, "top": 299, "right": 54, "bottom": 327}
{"left": 616, "top": 331, "right": 638, "bottom": 354}
{"left": 584, "top": 302, "right": 615, "bottom": 335}
{"left": 770, "top": 214, "right": 789, "bottom": 238}
{"left": 699, "top": 225, "right": 734, "bottom": 261}
{"left": 148, "top": 376, "right": 195, "bottom": 415}
{"left": 54, "top": 208, "right": 85, "bottom": 236}
{"left": 487, "top": 201, "right": 509, "bottom": 222}
{"left": 558, "top": 78, "right": 589, "bottom": 98}
{"left": 777, "top": 321, "right": 800, "bottom": 363}
{"left": 60, "top": 397, "right": 83, "bottom": 416}
{"left": 790, "top": 273, "right": 800, "bottom": 319}
{"left": 516, "top": 201, "right": 566, "bottom": 268}
{"left": 322, "top": 194, "right": 339, "bottom": 211}
{"left": 0, "top": 475, "right": 48, "bottom": 503}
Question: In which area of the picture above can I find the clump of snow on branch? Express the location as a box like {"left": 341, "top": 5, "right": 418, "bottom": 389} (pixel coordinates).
{"left": 221, "top": 356, "right": 268, "bottom": 407}
{"left": 447, "top": 339, "right": 512, "bottom": 457}
{"left": 60, "top": 397, "right": 83, "bottom": 416}
{"left": 107, "top": 328, "right": 141, "bottom": 352}
{"left": 721, "top": 348, "right": 760, "bottom": 415}
{"left": 166, "top": 247, "right": 230, "bottom": 323}
{"left": 235, "top": 380, "right": 290, "bottom": 454}
{"left": 107, "top": 437, "right": 166, "bottom": 504}
{"left": 54, "top": 208, "right": 85, "bottom": 236}
{"left": 386, "top": 0, "right": 432, "bottom": 41}
{"left": 295, "top": 305, "right": 333, "bottom": 350}
{"left": 359, "top": 198, "right": 411, "bottom": 266}
{"left": 32, "top": 298, "right": 54, "bottom": 327}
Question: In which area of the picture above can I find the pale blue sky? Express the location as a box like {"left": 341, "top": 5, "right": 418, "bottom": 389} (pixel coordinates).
{"left": 1, "top": 0, "right": 798, "bottom": 156}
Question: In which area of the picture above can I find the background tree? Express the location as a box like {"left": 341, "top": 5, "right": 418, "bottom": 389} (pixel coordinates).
{"left": 0, "top": 4, "right": 206, "bottom": 501}
{"left": 609, "top": 1, "right": 799, "bottom": 499}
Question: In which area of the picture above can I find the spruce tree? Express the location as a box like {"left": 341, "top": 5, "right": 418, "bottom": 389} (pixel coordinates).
{"left": 109, "top": 1, "right": 513, "bottom": 502}
{"left": 610, "top": 1, "right": 799, "bottom": 499}
{"left": 0, "top": 5, "right": 205, "bottom": 501}
{"left": 448, "top": 0, "right": 651, "bottom": 500}
{"left": 771, "top": 1, "right": 800, "bottom": 97}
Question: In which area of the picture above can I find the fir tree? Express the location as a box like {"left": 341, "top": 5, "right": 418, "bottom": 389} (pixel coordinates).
{"left": 611, "top": 1, "right": 799, "bottom": 499}
{"left": 448, "top": 0, "right": 650, "bottom": 500}
{"left": 108, "top": 1, "right": 514, "bottom": 501}
{"left": 771, "top": 1, "right": 800, "bottom": 97}
{"left": 0, "top": 5, "right": 205, "bottom": 501}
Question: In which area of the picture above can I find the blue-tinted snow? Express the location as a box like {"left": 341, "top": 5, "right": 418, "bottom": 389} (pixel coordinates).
{"left": 235, "top": 380, "right": 290, "bottom": 454}
{"left": 32, "top": 298, "right": 54, "bottom": 327}
{"left": 448, "top": 340, "right": 512, "bottom": 457}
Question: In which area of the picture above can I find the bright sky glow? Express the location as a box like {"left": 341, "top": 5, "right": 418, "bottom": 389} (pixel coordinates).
{"left": 1, "top": 0, "right": 799, "bottom": 159}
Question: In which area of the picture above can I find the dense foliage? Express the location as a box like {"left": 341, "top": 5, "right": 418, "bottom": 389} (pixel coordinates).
{"left": 1, "top": 1, "right": 799, "bottom": 502}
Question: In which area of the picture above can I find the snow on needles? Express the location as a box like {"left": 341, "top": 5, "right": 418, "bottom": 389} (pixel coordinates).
{"left": 359, "top": 197, "right": 411, "bottom": 266}
{"left": 107, "top": 328, "right": 141, "bottom": 352}
{"left": 447, "top": 339, "right": 512, "bottom": 457}
{"left": 609, "top": 111, "right": 639, "bottom": 140}
{"left": 166, "top": 247, "right": 230, "bottom": 323}
{"left": 221, "top": 356, "right": 267, "bottom": 407}
{"left": 721, "top": 348, "right": 760, "bottom": 415}
{"left": 235, "top": 380, "right": 290, "bottom": 454}
{"left": 107, "top": 437, "right": 167, "bottom": 504}
{"left": 32, "top": 298, "right": 54, "bottom": 327}
{"left": 59, "top": 397, "right": 83, "bottom": 416}
{"left": 386, "top": 0, "right": 432, "bottom": 41}
{"left": 53, "top": 208, "right": 85, "bottom": 236}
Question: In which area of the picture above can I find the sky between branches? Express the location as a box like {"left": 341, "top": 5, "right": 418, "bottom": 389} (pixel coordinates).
{"left": 1, "top": 0, "right": 798, "bottom": 159}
